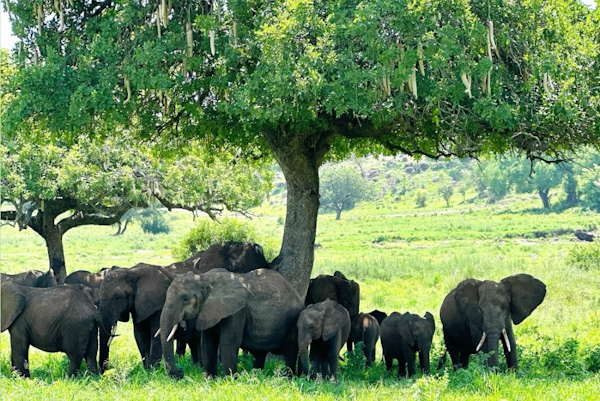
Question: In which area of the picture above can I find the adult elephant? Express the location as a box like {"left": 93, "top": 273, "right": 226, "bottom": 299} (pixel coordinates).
{"left": 98, "top": 264, "right": 175, "bottom": 372}
{"left": 159, "top": 268, "right": 304, "bottom": 378}
{"left": 305, "top": 271, "right": 359, "bottom": 350}
{"left": 65, "top": 267, "right": 113, "bottom": 289}
{"left": 1, "top": 269, "right": 57, "bottom": 288}
{"left": 193, "top": 242, "right": 269, "bottom": 273}
{"left": 1, "top": 282, "right": 99, "bottom": 377}
{"left": 440, "top": 273, "right": 546, "bottom": 370}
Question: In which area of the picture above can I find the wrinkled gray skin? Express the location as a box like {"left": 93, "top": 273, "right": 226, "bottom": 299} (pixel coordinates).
{"left": 160, "top": 269, "right": 303, "bottom": 379}
{"left": 297, "top": 299, "right": 351, "bottom": 380}
{"left": 1, "top": 269, "right": 57, "bottom": 288}
{"left": 440, "top": 273, "right": 546, "bottom": 370}
{"left": 1, "top": 282, "right": 99, "bottom": 377}
{"left": 368, "top": 309, "right": 388, "bottom": 325}
{"left": 98, "top": 264, "right": 174, "bottom": 372}
{"left": 305, "top": 272, "right": 359, "bottom": 351}
{"left": 381, "top": 312, "right": 435, "bottom": 377}
{"left": 348, "top": 312, "right": 380, "bottom": 366}
{"left": 193, "top": 242, "right": 268, "bottom": 274}
{"left": 65, "top": 267, "right": 113, "bottom": 290}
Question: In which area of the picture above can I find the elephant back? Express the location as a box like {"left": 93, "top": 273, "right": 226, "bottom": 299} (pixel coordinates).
{"left": 194, "top": 242, "right": 269, "bottom": 274}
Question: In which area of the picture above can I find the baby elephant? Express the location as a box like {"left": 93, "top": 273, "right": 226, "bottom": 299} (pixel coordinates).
{"left": 348, "top": 312, "right": 380, "bottom": 366}
{"left": 297, "top": 299, "right": 351, "bottom": 380}
{"left": 381, "top": 311, "right": 435, "bottom": 378}
{"left": 1, "top": 282, "right": 100, "bottom": 377}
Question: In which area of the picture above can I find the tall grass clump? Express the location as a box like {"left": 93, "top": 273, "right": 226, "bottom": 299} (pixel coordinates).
{"left": 566, "top": 243, "right": 600, "bottom": 270}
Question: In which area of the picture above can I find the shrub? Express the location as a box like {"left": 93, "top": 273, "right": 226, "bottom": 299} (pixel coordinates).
{"left": 139, "top": 213, "right": 170, "bottom": 234}
{"left": 567, "top": 243, "right": 600, "bottom": 270}
{"left": 415, "top": 190, "right": 427, "bottom": 207}
{"left": 172, "top": 218, "right": 277, "bottom": 261}
{"left": 585, "top": 345, "right": 600, "bottom": 373}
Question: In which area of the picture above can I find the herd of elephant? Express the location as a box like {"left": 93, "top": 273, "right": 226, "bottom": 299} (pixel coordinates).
{"left": 1, "top": 241, "right": 547, "bottom": 380}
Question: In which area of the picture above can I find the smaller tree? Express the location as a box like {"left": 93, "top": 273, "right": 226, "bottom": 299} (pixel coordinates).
{"left": 320, "top": 163, "right": 371, "bottom": 220}
{"left": 415, "top": 190, "right": 428, "bottom": 208}
{"left": 438, "top": 174, "right": 454, "bottom": 207}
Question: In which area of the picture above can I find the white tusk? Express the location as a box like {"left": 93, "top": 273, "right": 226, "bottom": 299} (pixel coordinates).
{"left": 154, "top": 328, "right": 161, "bottom": 338}
{"left": 167, "top": 324, "right": 178, "bottom": 342}
{"left": 502, "top": 328, "right": 511, "bottom": 353}
{"left": 475, "top": 332, "right": 487, "bottom": 352}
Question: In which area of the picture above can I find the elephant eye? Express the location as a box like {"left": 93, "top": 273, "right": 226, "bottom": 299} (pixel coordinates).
{"left": 182, "top": 295, "right": 190, "bottom": 303}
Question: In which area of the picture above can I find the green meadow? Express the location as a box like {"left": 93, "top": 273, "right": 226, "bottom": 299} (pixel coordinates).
{"left": 2, "top": 193, "right": 600, "bottom": 400}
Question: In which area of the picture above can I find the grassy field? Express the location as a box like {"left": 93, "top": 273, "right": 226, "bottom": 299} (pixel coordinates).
{"left": 2, "top": 193, "right": 600, "bottom": 400}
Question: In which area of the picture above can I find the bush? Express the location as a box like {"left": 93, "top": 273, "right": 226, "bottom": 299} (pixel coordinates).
{"left": 172, "top": 218, "right": 277, "bottom": 261}
{"left": 585, "top": 345, "right": 600, "bottom": 373}
{"left": 415, "top": 190, "right": 427, "bottom": 208}
{"left": 139, "top": 213, "right": 170, "bottom": 234}
{"left": 566, "top": 243, "right": 600, "bottom": 270}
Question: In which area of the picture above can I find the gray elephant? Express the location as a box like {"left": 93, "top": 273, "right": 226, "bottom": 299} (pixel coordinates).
{"left": 440, "top": 273, "right": 546, "bottom": 370}
{"left": 1, "top": 269, "right": 57, "bottom": 288}
{"left": 193, "top": 242, "right": 268, "bottom": 273}
{"left": 368, "top": 309, "right": 388, "bottom": 325}
{"left": 297, "top": 299, "right": 351, "bottom": 380}
{"left": 348, "top": 312, "right": 380, "bottom": 366}
{"left": 381, "top": 312, "right": 435, "bottom": 377}
{"left": 65, "top": 267, "right": 113, "bottom": 290}
{"left": 98, "top": 264, "right": 174, "bottom": 372}
{"left": 159, "top": 268, "right": 304, "bottom": 378}
{"left": 1, "top": 282, "right": 99, "bottom": 377}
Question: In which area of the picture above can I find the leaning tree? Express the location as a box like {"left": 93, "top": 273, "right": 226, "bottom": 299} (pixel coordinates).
{"left": 2, "top": 0, "right": 598, "bottom": 295}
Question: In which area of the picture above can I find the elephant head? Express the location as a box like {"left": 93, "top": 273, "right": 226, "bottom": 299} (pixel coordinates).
{"left": 443, "top": 273, "right": 546, "bottom": 368}
{"left": 159, "top": 269, "right": 251, "bottom": 377}
{"left": 306, "top": 273, "right": 360, "bottom": 319}
{"left": 37, "top": 269, "right": 57, "bottom": 287}
{"left": 398, "top": 312, "right": 435, "bottom": 373}
{"left": 193, "top": 242, "right": 268, "bottom": 274}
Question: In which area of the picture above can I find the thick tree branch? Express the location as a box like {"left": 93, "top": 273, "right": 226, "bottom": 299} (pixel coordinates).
{"left": 58, "top": 203, "right": 134, "bottom": 234}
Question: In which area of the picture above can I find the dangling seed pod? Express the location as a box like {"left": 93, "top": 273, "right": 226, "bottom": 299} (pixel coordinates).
{"left": 4, "top": 0, "right": 10, "bottom": 14}
{"left": 161, "top": 0, "right": 168, "bottom": 27}
{"left": 18, "top": 41, "right": 22, "bottom": 58}
{"left": 123, "top": 74, "right": 131, "bottom": 104}
{"left": 156, "top": 9, "right": 161, "bottom": 38}
{"left": 410, "top": 68, "right": 417, "bottom": 99}
{"left": 233, "top": 21, "right": 238, "bottom": 43}
{"left": 215, "top": 0, "right": 222, "bottom": 23}
{"left": 209, "top": 30, "right": 216, "bottom": 56}
{"left": 41, "top": 200, "right": 45, "bottom": 212}
{"left": 32, "top": 46, "right": 38, "bottom": 65}
{"left": 186, "top": 12, "right": 193, "bottom": 57}
{"left": 488, "top": 20, "right": 500, "bottom": 58}
{"left": 486, "top": 69, "right": 491, "bottom": 95}
{"left": 417, "top": 42, "right": 425, "bottom": 76}
{"left": 58, "top": 1, "right": 65, "bottom": 31}
{"left": 54, "top": 0, "right": 60, "bottom": 13}
{"left": 543, "top": 72, "right": 552, "bottom": 96}
{"left": 461, "top": 72, "right": 472, "bottom": 98}
{"left": 36, "top": 3, "right": 43, "bottom": 34}
{"left": 69, "top": 0, "right": 73, "bottom": 6}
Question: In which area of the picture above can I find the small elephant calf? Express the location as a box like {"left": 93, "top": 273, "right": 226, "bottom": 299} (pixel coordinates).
{"left": 1, "top": 282, "right": 100, "bottom": 377}
{"left": 381, "top": 311, "right": 435, "bottom": 378}
{"left": 297, "top": 299, "right": 351, "bottom": 380}
{"left": 348, "top": 312, "right": 380, "bottom": 366}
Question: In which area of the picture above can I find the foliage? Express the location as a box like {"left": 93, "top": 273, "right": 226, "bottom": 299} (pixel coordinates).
{"left": 438, "top": 174, "right": 454, "bottom": 207}
{"left": 566, "top": 243, "right": 600, "bottom": 270}
{"left": 415, "top": 189, "right": 427, "bottom": 207}
{"left": 138, "top": 210, "right": 170, "bottom": 235}
{"left": 172, "top": 217, "right": 277, "bottom": 261}
{"left": 319, "top": 162, "right": 371, "bottom": 219}
{"left": 579, "top": 166, "right": 600, "bottom": 212}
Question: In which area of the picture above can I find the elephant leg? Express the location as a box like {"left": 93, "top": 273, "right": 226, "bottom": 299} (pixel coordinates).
{"left": 327, "top": 339, "right": 340, "bottom": 380}
{"left": 384, "top": 353, "right": 393, "bottom": 371}
{"left": 133, "top": 321, "right": 151, "bottom": 367}
{"left": 147, "top": 315, "right": 163, "bottom": 367}
{"left": 444, "top": 338, "right": 463, "bottom": 370}
{"left": 67, "top": 353, "right": 84, "bottom": 376}
{"left": 176, "top": 340, "right": 187, "bottom": 357}
{"left": 201, "top": 326, "right": 220, "bottom": 377}
{"left": 99, "top": 328, "right": 110, "bottom": 373}
{"left": 406, "top": 352, "right": 417, "bottom": 377}
{"left": 219, "top": 315, "right": 245, "bottom": 375}
{"left": 10, "top": 335, "right": 30, "bottom": 378}
{"left": 252, "top": 351, "right": 267, "bottom": 369}
{"left": 365, "top": 345, "right": 373, "bottom": 367}
{"left": 459, "top": 352, "right": 470, "bottom": 368}
{"left": 85, "top": 326, "right": 99, "bottom": 375}
{"left": 189, "top": 337, "right": 202, "bottom": 365}
{"left": 398, "top": 356, "right": 407, "bottom": 378}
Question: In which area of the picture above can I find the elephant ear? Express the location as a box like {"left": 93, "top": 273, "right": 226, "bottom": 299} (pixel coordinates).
{"left": 501, "top": 274, "right": 547, "bottom": 325}
{"left": 1, "top": 283, "right": 26, "bottom": 332}
{"left": 455, "top": 278, "right": 483, "bottom": 327}
{"left": 396, "top": 313, "right": 416, "bottom": 347}
{"left": 424, "top": 311, "right": 436, "bottom": 333}
{"left": 134, "top": 266, "right": 173, "bottom": 323}
{"left": 322, "top": 302, "right": 344, "bottom": 342}
{"left": 196, "top": 271, "right": 252, "bottom": 331}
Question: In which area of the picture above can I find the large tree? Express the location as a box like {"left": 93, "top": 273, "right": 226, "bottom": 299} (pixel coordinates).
{"left": 2, "top": 0, "right": 598, "bottom": 295}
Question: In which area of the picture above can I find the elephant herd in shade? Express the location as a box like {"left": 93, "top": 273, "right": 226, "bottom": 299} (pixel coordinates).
{"left": 1, "top": 241, "right": 547, "bottom": 380}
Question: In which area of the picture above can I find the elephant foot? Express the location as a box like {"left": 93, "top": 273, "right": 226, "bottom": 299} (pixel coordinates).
{"left": 168, "top": 367, "right": 184, "bottom": 379}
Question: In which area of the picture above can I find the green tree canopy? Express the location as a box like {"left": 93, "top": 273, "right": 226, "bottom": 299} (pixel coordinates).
{"left": 320, "top": 162, "right": 371, "bottom": 220}
{"left": 3, "top": 0, "right": 598, "bottom": 295}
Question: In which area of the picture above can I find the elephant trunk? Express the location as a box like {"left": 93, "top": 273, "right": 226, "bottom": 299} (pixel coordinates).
{"left": 298, "top": 336, "right": 311, "bottom": 376}
{"left": 159, "top": 305, "right": 184, "bottom": 378}
{"left": 485, "top": 333, "right": 501, "bottom": 367}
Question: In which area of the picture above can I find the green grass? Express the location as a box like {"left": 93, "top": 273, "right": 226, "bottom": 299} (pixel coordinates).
{"left": 2, "top": 194, "right": 600, "bottom": 399}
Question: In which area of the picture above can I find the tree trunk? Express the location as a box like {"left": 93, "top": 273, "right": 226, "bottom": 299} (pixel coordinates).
{"left": 565, "top": 173, "right": 578, "bottom": 207}
{"left": 335, "top": 209, "right": 342, "bottom": 220}
{"left": 538, "top": 189, "right": 551, "bottom": 209}
{"left": 265, "top": 131, "right": 330, "bottom": 298}
{"left": 38, "top": 208, "right": 67, "bottom": 283}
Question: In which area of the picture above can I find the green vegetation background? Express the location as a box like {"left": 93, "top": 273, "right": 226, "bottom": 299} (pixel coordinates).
{"left": 2, "top": 159, "right": 600, "bottom": 400}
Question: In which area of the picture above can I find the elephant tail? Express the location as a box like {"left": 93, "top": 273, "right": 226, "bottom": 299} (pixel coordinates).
{"left": 437, "top": 349, "right": 448, "bottom": 370}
